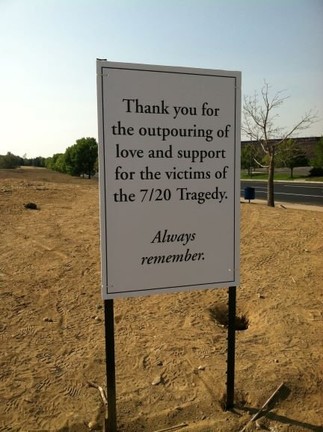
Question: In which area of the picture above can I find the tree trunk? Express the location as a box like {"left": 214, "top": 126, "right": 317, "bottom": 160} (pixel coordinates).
{"left": 267, "top": 148, "right": 275, "bottom": 207}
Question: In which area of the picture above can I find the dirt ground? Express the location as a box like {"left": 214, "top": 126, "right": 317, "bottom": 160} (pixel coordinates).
{"left": 0, "top": 168, "right": 322, "bottom": 432}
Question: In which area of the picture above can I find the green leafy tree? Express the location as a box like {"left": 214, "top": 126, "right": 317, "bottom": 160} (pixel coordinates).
{"left": 309, "top": 137, "right": 323, "bottom": 176}
{"left": 0, "top": 152, "right": 23, "bottom": 169}
{"left": 32, "top": 156, "right": 46, "bottom": 167}
{"left": 45, "top": 156, "right": 54, "bottom": 170}
{"left": 276, "top": 139, "right": 309, "bottom": 178}
{"left": 241, "top": 143, "right": 263, "bottom": 177}
{"left": 65, "top": 137, "right": 98, "bottom": 178}
{"left": 55, "top": 154, "right": 67, "bottom": 173}
{"left": 94, "top": 157, "right": 99, "bottom": 174}
{"left": 23, "top": 156, "right": 46, "bottom": 167}
{"left": 46, "top": 153, "right": 66, "bottom": 172}
{"left": 46, "top": 138, "right": 98, "bottom": 178}
{"left": 64, "top": 145, "right": 79, "bottom": 176}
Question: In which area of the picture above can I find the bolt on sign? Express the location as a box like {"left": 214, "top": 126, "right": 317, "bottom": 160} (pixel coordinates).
{"left": 97, "top": 61, "right": 241, "bottom": 299}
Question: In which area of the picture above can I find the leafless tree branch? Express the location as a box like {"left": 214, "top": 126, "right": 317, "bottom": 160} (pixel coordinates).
{"left": 242, "top": 81, "right": 318, "bottom": 207}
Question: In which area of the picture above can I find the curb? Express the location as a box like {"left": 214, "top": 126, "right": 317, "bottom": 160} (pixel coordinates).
{"left": 240, "top": 199, "right": 323, "bottom": 212}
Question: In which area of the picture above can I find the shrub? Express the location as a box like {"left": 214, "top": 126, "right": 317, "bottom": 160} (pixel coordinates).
{"left": 309, "top": 166, "right": 323, "bottom": 177}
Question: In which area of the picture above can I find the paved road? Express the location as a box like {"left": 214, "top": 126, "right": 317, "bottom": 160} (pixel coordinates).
{"left": 241, "top": 180, "right": 323, "bottom": 206}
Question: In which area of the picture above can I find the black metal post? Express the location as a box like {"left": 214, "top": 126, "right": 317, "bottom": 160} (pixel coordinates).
{"left": 226, "top": 286, "right": 236, "bottom": 410}
{"left": 104, "top": 299, "right": 117, "bottom": 431}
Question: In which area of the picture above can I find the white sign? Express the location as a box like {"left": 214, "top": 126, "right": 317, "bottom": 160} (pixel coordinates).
{"left": 97, "top": 61, "right": 241, "bottom": 299}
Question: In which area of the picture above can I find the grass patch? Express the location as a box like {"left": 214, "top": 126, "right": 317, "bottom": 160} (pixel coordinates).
{"left": 241, "top": 168, "right": 323, "bottom": 182}
{"left": 306, "top": 176, "right": 323, "bottom": 182}
{"left": 241, "top": 172, "right": 310, "bottom": 181}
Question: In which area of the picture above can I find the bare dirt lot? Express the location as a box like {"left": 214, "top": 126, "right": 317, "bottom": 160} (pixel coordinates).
{"left": 0, "top": 168, "right": 322, "bottom": 432}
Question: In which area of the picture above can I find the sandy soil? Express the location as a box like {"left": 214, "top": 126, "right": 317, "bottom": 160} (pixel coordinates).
{"left": 0, "top": 168, "right": 322, "bottom": 432}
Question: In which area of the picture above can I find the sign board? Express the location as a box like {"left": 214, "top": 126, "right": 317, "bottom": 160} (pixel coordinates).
{"left": 97, "top": 61, "right": 240, "bottom": 299}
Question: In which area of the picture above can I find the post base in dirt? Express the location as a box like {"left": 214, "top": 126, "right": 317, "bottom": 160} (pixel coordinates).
{"left": 104, "top": 299, "right": 117, "bottom": 431}
{"left": 226, "top": 286, "right": 236, "bottom": 410}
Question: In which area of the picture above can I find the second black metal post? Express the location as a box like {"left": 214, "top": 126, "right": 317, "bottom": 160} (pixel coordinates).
{"left": 226, "top": 285, "right": 236, "bottom": 410}
{"left": 104, "top": 299, "right": 117, "bottom": 431}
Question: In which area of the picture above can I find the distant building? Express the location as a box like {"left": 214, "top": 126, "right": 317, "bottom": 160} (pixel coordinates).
{"left": 241, "top": 136, "right": 321, "bottom": 160}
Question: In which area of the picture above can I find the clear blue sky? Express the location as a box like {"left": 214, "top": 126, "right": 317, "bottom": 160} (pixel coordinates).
{"left": 1, "top": 0, "right": 322, "bottom": 158}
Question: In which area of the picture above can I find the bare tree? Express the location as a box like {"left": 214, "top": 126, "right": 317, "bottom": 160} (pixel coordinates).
{"left": 242, "top": 82, "right": 317, "bottom": 207}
